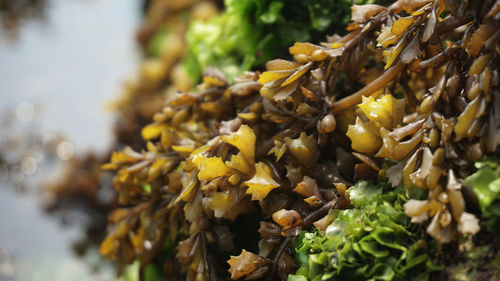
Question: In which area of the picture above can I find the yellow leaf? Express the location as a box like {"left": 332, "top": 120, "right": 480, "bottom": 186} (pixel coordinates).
{"left": 331, "top": 42, "right": 344, "bottom": 49}
{"left": 190, "top": 144, "right": 212, "bottom": 156}
{"left": 175, "top": 172, "right": 198, "bottom": 203}
{"left": 101, "top": 163, "right": 118, "bottom": 170}
{"left": 272, "top": 209, "right": 303, "bottom": 229}
{"left": 265, "top": 59, "right": 299, "bottom": 71}
{"left": 358, "top": 96, "right": 392, "bottom": 129}
{"left": 375, "top": 127, "right": 398, "bottom": 159}
{"left": 226, "top": 152, "right": 253, "bottom": 175}
{"left": 202, "top": 75, "right": 226, "bottom": 87}
{"left": 289, "top": 42, "right": 320, "bottom": 56}
{"left": 222, "top": 125, "right": 256, "bottom": 163}
{"left": 141, "top": 123, "right": 167, "bottom": 140}
{"left": 350, "top": 4, "right": 385, "bottom": 23}
{"left": 281, "top": 62, "right": 312, "bottom": 87}
{"left": 358, "top": 95, "right": 405, "bottom": 129}
{"left": 391, "top": 17, "right": 415, "bottom": 36}
{"left": 377, "top": 26, "right": 398, "bottom": 48}
{"left": 383, "top": 38, "right": 406, "bottom": 69}
{"left": 103, "top": 147, "right": 143, "bottom": 170}
{"left": 244, "top": 162, "right": 280, "bottom": 201}
{"left": 268, "top": 140, "right": 287, "bottom": 162}
{"left": 346, "top": 117, "right": 382, "bottom": 155}
{"left": 228, "top": 174, "right": 241, "bottom": 185}
{"left": 227, "top": 250, "right": 265, "bottom": 280}
{"left": 454, "top": 95, "right": 481, "bottom": 141}
{"left": 110, "top": 147, "right": 143, "bottom": 163}
{"left": 209, "top": 191, "right": 235, "bottom": 218}
{"left": 193, "top": 154, "right": 231, "bottom": 181}
{"left": 172, "top": 145, "right": 195, "bottom": 154}
{"left": 257, "top": 70, "right": 293, "bottom": 85}
{"left": 148, "top": 157, "right": 169, "bottom": 181}
{"left": 237, "top": 112, "right": 258, "bottom": 122}
{"left": 284, "top": 132, "right": 318, "bottom": 167}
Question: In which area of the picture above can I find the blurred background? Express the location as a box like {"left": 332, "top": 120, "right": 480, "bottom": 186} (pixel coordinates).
{"left": 0, "top": 0, "right": 141, "bottom": 280}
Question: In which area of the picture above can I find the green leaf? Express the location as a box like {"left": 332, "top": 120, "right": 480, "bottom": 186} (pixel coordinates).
{"left": 288, "top": 275, "right": 307, "bottom": 281}
{"left": 347, "top": 181, "right": 382, "bottom": 208}
{"left": 359, "top": 239, "right": 390, "bottom": 257}
{"left": 293, "top": 180, "right": 438, "bottom": 281}
{"left": 259, "top": 1, "right": 283, "bottom": 23}
{"left": 463, "top": 166, "right": 498, "bottom": 209}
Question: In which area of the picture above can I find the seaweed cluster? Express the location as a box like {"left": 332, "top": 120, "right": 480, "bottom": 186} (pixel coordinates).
{"left": 183, "top": 0, "right": 386, "bottom": 82}
{"left": 291, "top": 182, "right": 438, "bottom": 281}
{"left": 463, "top": 156, "right": 500, "bottom": 234}
{"left": 101, "top": 0, "right": 500, "bottom": 280}
{"left": 113, "top": 0, "right": 221, "bottom": 150}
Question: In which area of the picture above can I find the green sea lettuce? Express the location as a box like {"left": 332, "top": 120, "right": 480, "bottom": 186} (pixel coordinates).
{"left": 184, "top": 0, "right": 382, "bottom": 83}
{"left": 463, "top": 155, "right": 500, "bottom": 233}
{"left": 290, "top": 182, "right": 439, "bottom": 281}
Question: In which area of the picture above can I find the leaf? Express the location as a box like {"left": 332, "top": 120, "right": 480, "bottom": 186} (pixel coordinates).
{"left": 377, "top": 26, "right": 398, "bottom": 48}
{"left": 244, "top": 162, "right": 280, "bottom": 201}
{"left": 391, "top": 17, "right": 415, "bottom": 36}
{"left": 193, "top": 155, "right": 231, "bottom": 181}
{"left": 358, "top": 95, "right": 405, "bottom": 129}
{"left": 293, "top": 176, "right": 320, "bottom": 198}
{"left": 226, "top": 152, "right": 253, "bottom": 175}
{"left": 404, "top": 199, "right": 429, "bottom": 217}
{"left": 281, "top": 62, "right": 312, "bottom": 87}
{"left": 463, "top": 165, "right": 499, "bottom": 210}
{"left": 422, "top": 9, "right": 436, "bottom": 42}
{"left": 258, "top": 70, "right": 293, "bottom": 85}
{"left": 103, "top": 147, "right": 143, "bottom": 170}
{"left": 284, "top": 132, "right": 318, "bottom": 168}
{"left": 222, "top": 125, "right": 256, "bottom": 164}
{"left": 346, "top": 117, "right": 382, "bottom": 155}
{"left": 287, "top": 275, "right": 307, "bottom": 281}
{"left": 457, "top": 212, "right": 480, "bottom": 235}
{"left": 230, "top": 81, "right": 262, "bottom": 96}
{"left": 268, "top": 140, "right": 287, "bottom": 162}
{"left": 467, "top": 24, "right": 497, "bottom": 57}
{"left": 401, "top": 31, "right": 421, "bottom": 64}
{"left": 266, "top": 59, "right": 299, "bottom": 71}
{"left": 383, "top": 36, "right": 406, "bottom": 69}
{"left": 273, "top": 80, "right": 299, "bottom": 101}
{"left": 142, "top": 123, "right": 167, "bottom": 140}
{"left": 209, "top": 190, "right": 240, "bottom": 219}
{"left": 289, "top": 42, "right": 321, "bottom": 56}
{"left": 347, "top": 181, "right": 382, "bottom": 208}
{"left": 259, "top": 1, "right": 284, "bottom": 24}
{"left": 228, "top": 250, "right": 268, "bottom": 280}
{"left": 454, "top": 95, "right": 481, "bottom": 141}
{"left": 386, "top": 160, "right": 404, "bottom": 187}
{"left": 350, "top": 4, "right": 386, "bottom": 24}
{"left": 273, "top": 209, "right": 303, "bottom": 229}
{"left": 202, "top": 67, "right": 228, "bottom": 87}
{"left": 176, "top": 237, "right": 195, "bottom": 264}
{"left": 401, "top": 0, "right": 433, "bottom": 14}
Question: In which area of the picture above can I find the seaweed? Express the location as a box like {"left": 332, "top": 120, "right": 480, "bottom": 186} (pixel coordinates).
{"left": 101, "top": 0, "right": 500, "bottom": 280}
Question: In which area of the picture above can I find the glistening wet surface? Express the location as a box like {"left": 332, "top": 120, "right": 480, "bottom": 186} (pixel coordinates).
{"left": 0, "top": 0, "right": 140, "bottom": 280}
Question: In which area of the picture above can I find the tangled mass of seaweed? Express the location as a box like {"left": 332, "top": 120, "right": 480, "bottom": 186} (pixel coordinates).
{"left": 101, "top": 0, "right": 500, "bottom": 280}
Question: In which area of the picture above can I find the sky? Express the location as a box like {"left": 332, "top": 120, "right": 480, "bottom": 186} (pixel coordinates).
{"left": 0, "top": 0, "right": 141, "bottom": 280}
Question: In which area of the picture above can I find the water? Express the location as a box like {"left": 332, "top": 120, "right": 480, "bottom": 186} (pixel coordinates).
{"left": 0, "top": 0, "right": 141, "bottom": 280}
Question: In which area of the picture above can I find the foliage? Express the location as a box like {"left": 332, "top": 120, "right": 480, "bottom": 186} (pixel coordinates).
{"left": 101, "top": 0, "right": 500, "bottom": 280}
{"left": 464, "top": 155, "right": 500, "bottom": 233}
{"left": 184, "top": 0, "right": 382, "bottom": 82}
{"left": 290, "top": 182, "right": 437, "bottom": 281}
